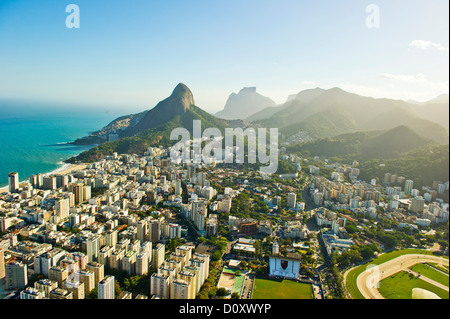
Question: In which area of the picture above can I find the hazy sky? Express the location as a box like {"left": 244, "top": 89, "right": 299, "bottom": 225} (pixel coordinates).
{"left": 0, "top": 0, "right": 448, "bottom": 114}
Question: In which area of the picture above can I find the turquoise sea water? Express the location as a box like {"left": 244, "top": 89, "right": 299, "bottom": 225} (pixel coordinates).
{"left": 0, "top": 100, "right": 121, "bottom": 187}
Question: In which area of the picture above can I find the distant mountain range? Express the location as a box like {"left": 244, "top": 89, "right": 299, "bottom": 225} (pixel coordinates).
{"left": 215, "top": 87, "right": 276, "bottom": 120}
{"left": 408, "top": 94, "right": 449, "bottom": 132}
{"left": 251, "top": 87, "right": 449, "bottom": 144}
{"left": 68, "top": 83, "right": 449, "bottom": 169}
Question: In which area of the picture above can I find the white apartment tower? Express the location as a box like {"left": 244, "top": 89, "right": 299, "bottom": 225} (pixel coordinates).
{"left": 98, "top": 275, "right": 115, "bottom": 299}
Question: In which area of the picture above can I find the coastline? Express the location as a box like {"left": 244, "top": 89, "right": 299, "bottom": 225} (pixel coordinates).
{"left": 45, "top": 162, "right": 88, "bottom": 177}
{"left": 0, "top": 104, "right": 113, "bottom": 191}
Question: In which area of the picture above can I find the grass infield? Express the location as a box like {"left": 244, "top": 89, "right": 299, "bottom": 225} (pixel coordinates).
{"left": 252, "top": 278, "right": 314, "bottom": 299}
{"left": 378, "top": 271, "right": 449, "bottom": 299}
{"left": 409, "top": 263, "right": 449, "bottom": 287}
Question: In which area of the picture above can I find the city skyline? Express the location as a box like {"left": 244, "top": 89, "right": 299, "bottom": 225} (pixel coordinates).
{"left": 0, "top": 0, "right": 448, "bottom": 114}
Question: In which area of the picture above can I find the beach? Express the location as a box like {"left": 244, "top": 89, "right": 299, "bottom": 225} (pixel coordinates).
{"left": 44, "top": 163, "right": 88, "bottom": 176}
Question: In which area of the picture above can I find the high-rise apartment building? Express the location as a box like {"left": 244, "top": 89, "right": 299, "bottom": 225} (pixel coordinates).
{"left": 6, "top": 261, "right": 28, "bottom": 289}
{"left": 43, "top": 176, "right": 57, "bottom": 190}
{"left": 177, "top": 270, "right": 196, "bottom": 299}
{"left": 122, "top": 250, "right": 137, "bottom": 275}
{"left": 184, "top": 265, "right": 201, "bottom": 294}
{"left": 150, "top": 273, "right": 170, "bottom": 299}
{"left": 105, "top": 229, "right": 118, "bottom": 248}
{"left": 410, "top": 196, "right": 425, "bottom": 213}
{"left": 49, "top": 266, "right": 68, "bottom": 287}
{"left": 64, "top": 279, "right": 85, "bottom": 299}
{"left": 170, "top": 279, "right": 192, "bottom": 299}
{"left": 152, "top": 243, "right": 165, "bottom": 269}
{"left": 76, "top": 269, "right": 95, "bottom": 296}
{"left": 136, "top": 251, "right": 149, "bottom": 276}
{"left": 86, "top": 234, "right": 102, "bottom": 263}
{"left": 72, "top": 183, "right": 84, "bottom": 204}
{"left": 34, "top": 248, "right": 66, "bottom": 277}
{"left": 98, "top": 275, "right": 115, "bottom": 299}
{"left": 404, "top": 180, "right": 414, "bottom": 195}
{"left": 149, "top": 219, "right": 161, "bottom": 243}
{"left": 8, "top": 172, "right": 19, "bottom": 193}
{"left": 175, "top": 180, "right": 183, "bottom": 196}
{"left": 287, "top": 193, "right": 297, "bottom": 209}
{"left": 86, "top": 262, "right": 104, "bottom": 287}
{"left": 55, "top": 198, "right": 70, "bottom": 220}
{"left": 0, "top": 248, "right": 5, "bottom": 280}
{"left": 34, "top": 279, "right": 58, "bottom": 298}
{"left": 136, "top": 219, "right": 148, "bottom": 243}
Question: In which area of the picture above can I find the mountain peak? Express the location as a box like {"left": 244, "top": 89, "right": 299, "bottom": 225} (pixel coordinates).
{"left": 215, "top": 87, "right": 276, "bottom": 120}
{"left": 172, "top": 82, "right": 191, "bottom": 95}
{"left": 170, "top": 83, "right": 195, "bottom": 111}
{"left": 239, "top": 87, "right": 257, "bottom": 94}
{"left": 123, "top": 83, "right": 195, "bottom": 136}
{"left": 426, "top": 93, "right": 449, "bottom": 104}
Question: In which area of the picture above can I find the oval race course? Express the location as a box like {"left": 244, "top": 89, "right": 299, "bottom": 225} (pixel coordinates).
{"left": 356, "top": 254, "right": 449, "bottom": 299}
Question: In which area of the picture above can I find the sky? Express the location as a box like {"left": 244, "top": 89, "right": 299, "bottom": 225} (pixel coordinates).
{"left": 0, "top": 0, "right": 448, "bottom": 114}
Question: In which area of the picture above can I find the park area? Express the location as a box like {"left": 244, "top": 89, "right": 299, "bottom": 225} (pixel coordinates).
{"left": 252, "top": 278, "right": 314, "bottom": 299}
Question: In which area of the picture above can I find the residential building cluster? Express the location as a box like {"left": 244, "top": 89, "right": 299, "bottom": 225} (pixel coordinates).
{"left": 0, "top": 147, "right": 216, "bottom": 299}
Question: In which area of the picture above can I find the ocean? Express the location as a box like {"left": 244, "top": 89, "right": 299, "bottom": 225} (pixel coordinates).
{"left": 0, "top": 99, "right": 122, "bottom": 187}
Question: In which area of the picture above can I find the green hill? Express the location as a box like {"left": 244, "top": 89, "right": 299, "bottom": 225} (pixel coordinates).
{"left": 286, "top": 127, "right": 448, "bottom": 189}
{"left": 359, "top": 125, "right": 435, "bottom": 160}
{"left": 286, "top": 125, "right": 437, "bottom": 164}
{"left": 280, "top": 106, "right": 358, "bottom": 139}
{"left": 358, "top": 144, "right": 449, "bottom": 189}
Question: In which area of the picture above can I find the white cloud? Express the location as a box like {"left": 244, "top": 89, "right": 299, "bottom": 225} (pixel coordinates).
{"left": 333, "top": 72, "right": 449, "bottom": 103}
{"left": 409, "top": 40, "right": 449, "bottom": 51}
{"left": 379, "top": 73, "right": 428, "bottom": 83}
{"left": 376, "top": 72, "right": 449, "bottom": 102}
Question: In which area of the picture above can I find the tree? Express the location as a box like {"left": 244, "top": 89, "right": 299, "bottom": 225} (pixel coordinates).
{"left": 438, "top": 240, "right": 449, "bottom": 249}
{"left": 231, "top": 292, "right": 240, "bottom": 299}
{"left": 211, "top": 250, "right": 222, "bottom": 262}
{"left": 114, "top": 280, "right": 122, "bottom": 298}
{"left": 359, "top": 244, "right": 379, "bottom": 259}
{"left": 345, "top": 224, "right": 358, "bottom": 235}
{"left": 216, "top": 288, "right": 228, "bottom": 297}
{"left": 305, "top": 269, "right": 315, "bottom": 278}
{"left": 88, "top": 288, "right": 98, "bottom": 299}
{"left": 336, "top": 249, "right": 362, "bottom": 267}
{"left": 208, "top": 287, "right": 217, "bottom": 298}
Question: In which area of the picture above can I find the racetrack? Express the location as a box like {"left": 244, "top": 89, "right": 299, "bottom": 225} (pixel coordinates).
{"left": 356, "top": 254, "right": 449, "bottom": 299}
